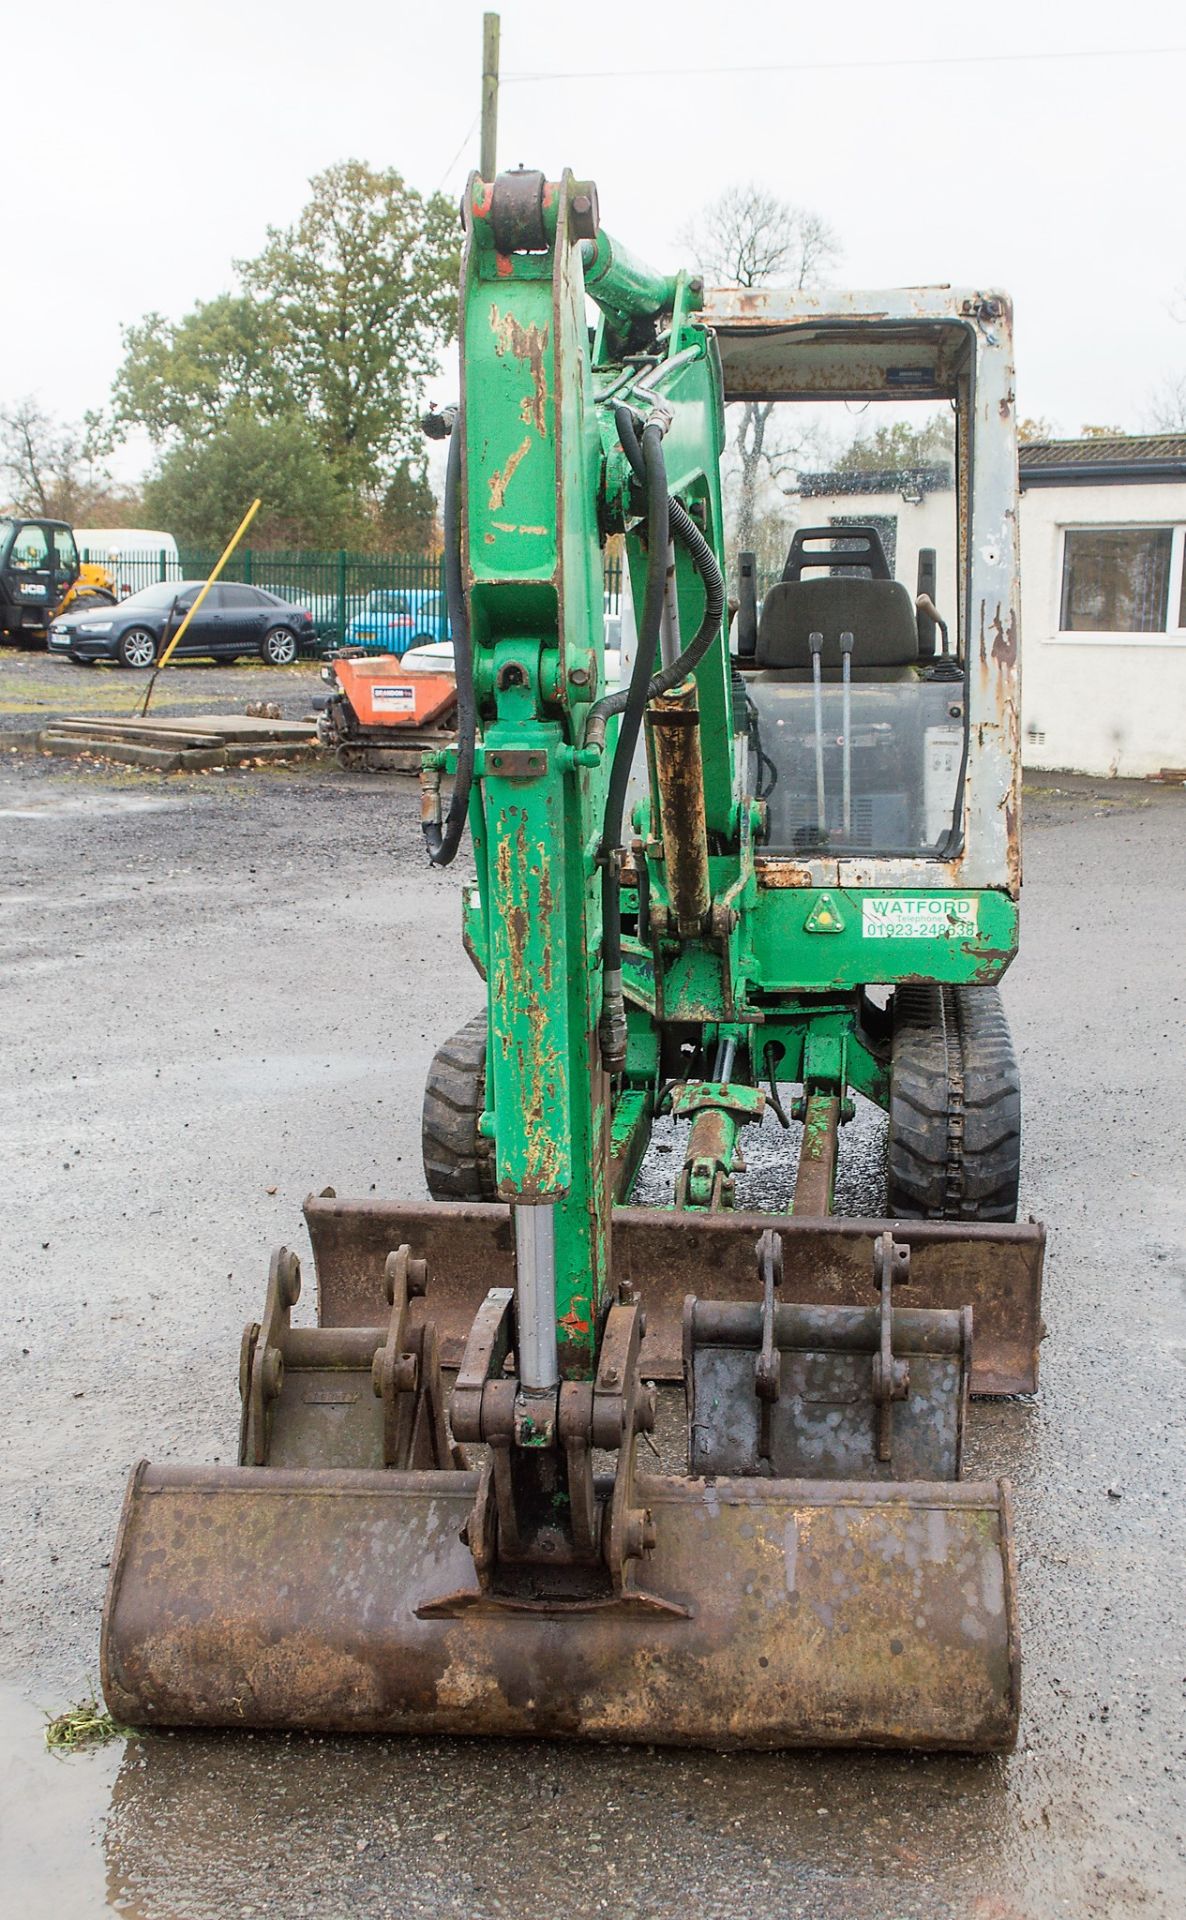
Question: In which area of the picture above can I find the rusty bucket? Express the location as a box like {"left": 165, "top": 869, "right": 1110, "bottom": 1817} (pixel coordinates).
{"left": 101, "top": 1460, "right": 1017, "bottom": 1749}
{"left": 304, "top": 1196, "right": 1046, "bottom": 1396}
{"left": 100, "top": 1232, "right": 1023, "bottom": 1751}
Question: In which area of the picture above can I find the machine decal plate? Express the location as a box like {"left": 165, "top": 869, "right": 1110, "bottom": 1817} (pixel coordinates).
{"left": 370, "top": 684, "right": 417, "bottom": 710}
{"left": 861, "top": 896, "right": 979, "bottom": 939}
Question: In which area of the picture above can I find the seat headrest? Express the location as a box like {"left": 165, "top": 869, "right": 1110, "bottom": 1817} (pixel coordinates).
{"left": 782, "top": 524, "right": 893, "bottom": 582}
{"left": 755, "top": 576, "right": 920, "bottom": 669}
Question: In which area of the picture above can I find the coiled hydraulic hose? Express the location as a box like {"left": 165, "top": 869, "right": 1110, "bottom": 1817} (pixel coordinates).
{"left": 422, "top": 410, "right": 476, "bottom": 867}
{"left": 597, "top": 418, "right": 669, "bottom": 1068}
{"left": 584, "top": 404, "right": 726, "bottom": 752}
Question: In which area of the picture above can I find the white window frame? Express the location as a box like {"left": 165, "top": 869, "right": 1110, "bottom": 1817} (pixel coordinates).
{"left": 1050, "top": 520, "right": 1186, "bottom": 646}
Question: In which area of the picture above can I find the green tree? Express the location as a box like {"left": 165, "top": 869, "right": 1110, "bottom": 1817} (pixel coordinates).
{"left": 240, "top": 160, "right": 460, "bottom": 488}
{"left": 112, "top": 294, "right": 291, "bottom": 446}
{"left": 112, "top": 160, "right": 461, "bottom": 544}
{"left": 833, "top": 416, "right": 954, "bottom": 475}
{"left": 142, "top": 414, "right": 352, "bottom": 549}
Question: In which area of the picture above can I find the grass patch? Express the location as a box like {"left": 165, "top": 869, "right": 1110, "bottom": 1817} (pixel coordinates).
{"left": 44, "top": 1694, "right": 136, "bottom": 1754}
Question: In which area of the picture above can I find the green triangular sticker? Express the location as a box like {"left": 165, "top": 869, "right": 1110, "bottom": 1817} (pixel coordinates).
{"left": 805, "top": 892, "right": 845, "bottom": 934}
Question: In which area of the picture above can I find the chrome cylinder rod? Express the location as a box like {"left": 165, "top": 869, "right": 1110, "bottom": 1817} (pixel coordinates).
{"left": 809, "top": 630, "right": 826, "bottom": 833}
{"left": 513, "top": 1202, "right": 559, "bottom": 1389}
{"left": 659, "top": 538, "right": 682, "bottom": 668}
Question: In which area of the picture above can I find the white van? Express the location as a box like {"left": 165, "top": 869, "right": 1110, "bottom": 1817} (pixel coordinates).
{"left": 74, "top": 528, "right": 181, "bottom": 596}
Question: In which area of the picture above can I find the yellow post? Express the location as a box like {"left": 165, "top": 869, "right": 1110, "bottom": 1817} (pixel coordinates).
{"left": 139, "top": 498, "right": 262, "bottom": 715}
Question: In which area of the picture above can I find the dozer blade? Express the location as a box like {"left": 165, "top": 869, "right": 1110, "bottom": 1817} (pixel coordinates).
{"left": 305, "top": 1197, "right": 1045, "bottom": 1395}
{"left": 101, "top": 1462, "right": 1018, "bottom": 1751}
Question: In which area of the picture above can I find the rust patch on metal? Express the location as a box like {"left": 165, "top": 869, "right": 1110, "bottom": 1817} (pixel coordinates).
{"left": 489, "top": 435, "right": 532, "bottom": 511}
{"left": 494, "top": 809, "right": 564, "bottom": 1195}
{"left": 649, "top": 689, "right": 710, "bottom": 935}
{"left": 791, "top": 1094, "right": 840, "bottom": 1216}
{"left": 991, "top": 606, "right": 1018, "bottom": 671}
{"left": 756, "top": 860, "right": 814, "bottom": 889}
{"left": 101, "top": 1462, "right": 1019, "bottom": 1749}
{"left": 490, "top": 306, "right": 549, "bottom": 434}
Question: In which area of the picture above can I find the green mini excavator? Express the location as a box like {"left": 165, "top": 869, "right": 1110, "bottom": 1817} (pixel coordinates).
{"left": 102, "top": 168, "right": 1042, "bottom": 1750}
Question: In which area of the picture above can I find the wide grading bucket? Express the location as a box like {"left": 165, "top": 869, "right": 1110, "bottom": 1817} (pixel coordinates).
{"left": 101, "top": 1460, "right": 1017, "bottom": 1750}
{"left": 305, "top": 1197, "right": 1046, "bottom": 1396}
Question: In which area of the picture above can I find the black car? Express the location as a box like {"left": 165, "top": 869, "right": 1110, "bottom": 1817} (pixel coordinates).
{"left": 48, "top": 580, "right": 320, "bottom": 667}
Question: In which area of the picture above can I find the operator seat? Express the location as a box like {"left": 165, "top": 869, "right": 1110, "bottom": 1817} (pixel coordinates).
{"left": 754, "top": 526, "right": 920, "bottom": 681}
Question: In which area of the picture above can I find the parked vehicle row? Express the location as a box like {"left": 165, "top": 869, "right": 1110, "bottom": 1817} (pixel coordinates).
{"left": 344, "top": 589, "right": 449, "bottom": 653}
{"left": 48, "top": 581, "right": 320, "bottom": 667}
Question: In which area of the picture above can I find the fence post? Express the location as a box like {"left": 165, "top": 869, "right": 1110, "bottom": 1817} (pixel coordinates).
{"left": 337, "top": 550, "right": 347, "bottom": 643}
{"left": 159, "top": 549, "right": 166, "bottom": 583}
{"left": 243, "top": 548, "right": 253, "bottom": 585}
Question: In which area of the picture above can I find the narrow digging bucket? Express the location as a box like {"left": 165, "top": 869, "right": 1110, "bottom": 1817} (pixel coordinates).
{"left": 305, "top": 1197, "right": 1045, "bottom": 1396}
{"left": 101, "top": 1461, "right": 1018, "bottom": 1750}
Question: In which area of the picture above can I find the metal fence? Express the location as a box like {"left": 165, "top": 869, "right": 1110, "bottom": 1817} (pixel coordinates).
{"left": 84, "top": 546, "right": 627, "bottom": 653}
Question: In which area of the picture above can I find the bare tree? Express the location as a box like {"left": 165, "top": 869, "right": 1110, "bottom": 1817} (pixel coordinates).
{"left": 1145, "top": 374, "right": 1186, "bottom": 433}
{"left": 682, "top": 187, "right": 841, "bottom": 554}
{"left": 0, "top": 397, "right": 127, "bottom": 522}
{"left": 684, "top": 186, "right": 839, "bottom": 293}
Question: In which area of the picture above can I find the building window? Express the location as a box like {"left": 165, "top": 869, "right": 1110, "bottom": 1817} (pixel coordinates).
{"left": 1059, "top": 527, "right": 1172, "bottom": 633}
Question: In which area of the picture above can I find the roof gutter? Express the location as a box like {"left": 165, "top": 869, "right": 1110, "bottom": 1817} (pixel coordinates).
{"left": 1020, "top": 459, "right": 1186, "bottom": 489}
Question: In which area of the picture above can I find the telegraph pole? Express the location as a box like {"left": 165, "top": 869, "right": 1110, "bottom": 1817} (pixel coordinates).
{"left": 481, "top": 13, "right": 500, "bottom": 181}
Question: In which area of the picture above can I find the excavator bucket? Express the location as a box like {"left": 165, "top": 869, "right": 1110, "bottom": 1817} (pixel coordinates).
{"left": 101, "top": 1233, "right": 1020, "bottom": 1750}
{"left": 101, "top": 1463, "right": 1017, "bottom": 1750}
{"left": 304, "top": 1195, "right": 1046, "bottom": 1397}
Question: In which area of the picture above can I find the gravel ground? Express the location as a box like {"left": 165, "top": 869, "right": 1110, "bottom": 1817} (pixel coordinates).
{"left": 0, "top": 726, "right": 1183, "bottom": 1920}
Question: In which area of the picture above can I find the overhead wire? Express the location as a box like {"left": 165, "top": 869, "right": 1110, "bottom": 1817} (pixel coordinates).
{"left": 504, "top": 43, "right": 1186, "bottom": 83}
{"left": 433, "top": 111, "right": 481, "bottom": 192}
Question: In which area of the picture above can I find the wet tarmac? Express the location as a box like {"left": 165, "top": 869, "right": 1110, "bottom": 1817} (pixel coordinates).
{"left": 1, "top": 748, "right": 1183, "bottom": 1918}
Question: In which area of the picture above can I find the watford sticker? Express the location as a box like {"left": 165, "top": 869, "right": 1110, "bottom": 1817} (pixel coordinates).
{"left": 861, "top": 895, "right": 979, "bottom": 939}
{"left": 805, "top": 893, "right": 845, "bottom": 934}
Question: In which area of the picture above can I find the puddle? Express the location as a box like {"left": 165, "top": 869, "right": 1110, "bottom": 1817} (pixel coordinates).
{"left": 0, "top": 1688, "right": 122, "bottom": 1919}
{"left": 0, "top": 792, "right": 177, "bottom": 820}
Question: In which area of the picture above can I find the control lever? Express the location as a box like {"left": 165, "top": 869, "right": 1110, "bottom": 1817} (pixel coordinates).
{"left": 839, "top": 628, "right": 854, "bottom": 839}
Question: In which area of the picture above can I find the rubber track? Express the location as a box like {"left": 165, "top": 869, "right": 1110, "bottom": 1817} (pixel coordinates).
{"left": 886, "top": 983, "right": 1021, "bottom": 1222}
{"left": 421, "top": 1013, "right": 496, "bottom": 1202}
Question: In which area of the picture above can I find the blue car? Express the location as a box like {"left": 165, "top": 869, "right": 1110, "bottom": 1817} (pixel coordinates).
{"left": 344, "top": 589, "right": 448, "bottom": 655}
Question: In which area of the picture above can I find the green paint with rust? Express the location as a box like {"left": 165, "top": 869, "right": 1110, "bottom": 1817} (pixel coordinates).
{"left": 453, "top": 170, "right": 1021, "bottom": 1379}
{"left": 460, "top": 176, "right": 612, "bottom": 1375}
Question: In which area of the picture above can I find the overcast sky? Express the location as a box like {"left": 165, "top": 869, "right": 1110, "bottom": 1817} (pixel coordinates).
{"left": 8, "top": 0, "right": 1184, "bottom": 475}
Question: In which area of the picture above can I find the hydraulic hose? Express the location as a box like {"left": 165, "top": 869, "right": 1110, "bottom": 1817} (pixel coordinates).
{"left": 422, "top": 411, "right": 476, "bottom": 867}
{"left": 584, "top": 405, "right": 726, "bottom": 751}
{"left": 598, "top": 418, "right": 669, "bottom": 1069}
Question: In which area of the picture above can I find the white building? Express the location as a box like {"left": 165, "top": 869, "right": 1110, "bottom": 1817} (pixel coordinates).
{"left": 1016, "top": 436, "right": 1186, "bottom": 777}
{"left": 786, "top": 435, "right": 1186, "bottom": 777}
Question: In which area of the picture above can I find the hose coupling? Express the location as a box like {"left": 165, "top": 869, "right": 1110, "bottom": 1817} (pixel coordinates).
{"left": 420, "top": 763, "right": 443, "bottom": 833}
{"left": 598, "top": 968, "right": 628, "bottom": 1074}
